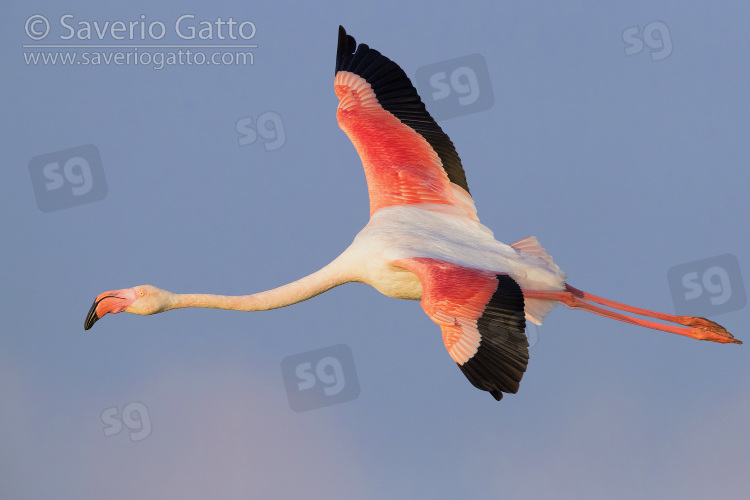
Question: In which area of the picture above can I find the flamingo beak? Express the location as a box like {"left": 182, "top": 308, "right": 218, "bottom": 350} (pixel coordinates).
{"left": 84, "top": 294, "right": 114, "bottom": 331}
{"left": 84, "top": 290, "right": 133, "bottom": 331}
{"left": 84, "top": 299, "right": 101, "bottom": 330}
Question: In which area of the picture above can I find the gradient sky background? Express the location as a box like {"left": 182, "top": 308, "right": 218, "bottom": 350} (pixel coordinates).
{"left": 3, "top": 1, "right": 750, "bottom": 498}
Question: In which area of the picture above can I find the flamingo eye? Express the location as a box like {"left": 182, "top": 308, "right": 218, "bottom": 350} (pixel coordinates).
{"left": 138, "top": 290, "right": 145, "bottom": 297}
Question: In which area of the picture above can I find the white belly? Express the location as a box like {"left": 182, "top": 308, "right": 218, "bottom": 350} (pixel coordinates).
{"left": 368, "top": 263, "right": 423, "bottom": 300}
{"left": 342, "top": 204, "right": 566, "bottom": 310}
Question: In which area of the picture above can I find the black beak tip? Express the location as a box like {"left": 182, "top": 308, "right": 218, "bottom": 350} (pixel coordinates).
{"left": 84, "top": 301, "right": 100, "bottom": 331}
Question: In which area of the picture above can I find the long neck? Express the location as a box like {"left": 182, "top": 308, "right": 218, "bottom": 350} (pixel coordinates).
{"left": 166, "top": 255, "right": 356, "bottom": 312}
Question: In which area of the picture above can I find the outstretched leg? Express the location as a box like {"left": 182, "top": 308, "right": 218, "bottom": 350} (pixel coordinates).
{"left": 523, "top": 284, "right": 741, "bottom": 345}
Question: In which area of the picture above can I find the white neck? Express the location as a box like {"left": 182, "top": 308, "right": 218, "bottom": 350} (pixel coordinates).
{"left": 165, "top": 254, "right": 357, "bottom": 312}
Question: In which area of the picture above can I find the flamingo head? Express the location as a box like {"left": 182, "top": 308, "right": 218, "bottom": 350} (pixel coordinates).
{"left": 84, "top": 285, "right": 170, "bottom": 330}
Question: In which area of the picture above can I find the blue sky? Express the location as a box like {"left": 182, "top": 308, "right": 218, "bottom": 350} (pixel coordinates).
{"left": 3, "top": 1, "right": 750, "bottom": 498}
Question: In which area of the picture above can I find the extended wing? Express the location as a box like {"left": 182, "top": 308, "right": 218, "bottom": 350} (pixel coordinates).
{"left": 335, "top": 26, "right": 478, "bottom": 221}
{"left": 392, "top": 257, "right": 529, "bottom": 401}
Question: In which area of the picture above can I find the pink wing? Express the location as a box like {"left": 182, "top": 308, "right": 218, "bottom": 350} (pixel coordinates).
{"left": 392, "top": 257, "right": 529, "bottom": 401}
{"left": 335, "top": 26, "right": 477, "bottom": 221}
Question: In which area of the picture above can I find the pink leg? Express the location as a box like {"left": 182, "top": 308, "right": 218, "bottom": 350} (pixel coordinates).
{"left": 564, "top": 285, "right": 728, "bottom": 332}
{"left": 524, "top": 285, "right": 741, "bottom": 345}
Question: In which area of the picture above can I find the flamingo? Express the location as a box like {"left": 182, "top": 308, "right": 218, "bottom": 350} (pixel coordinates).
{"left": 84, "top": 26, "right": 740, "bottom": 401}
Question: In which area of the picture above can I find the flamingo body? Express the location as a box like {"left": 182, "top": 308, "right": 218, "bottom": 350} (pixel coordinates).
{"left": 343, "top": 205, "right": 565, "bottom": 323}
{"left": 84, "top": 26, "right": 740, "bottom": 402}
